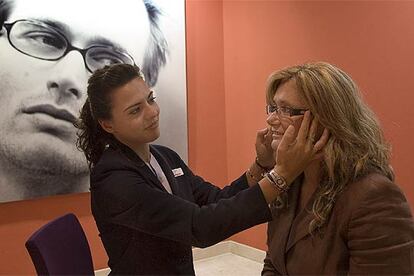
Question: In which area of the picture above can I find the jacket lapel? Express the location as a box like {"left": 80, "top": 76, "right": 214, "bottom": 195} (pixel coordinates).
{"left": 110, "top": 141, "right": 168, "bottom": 193}
{"left": 285, "top": 188, "right": 318, "bottom": 253}
{"left": 268, "top": 179, "right": 301, "bottom": 275}
{"left": 150, "top": 145, "right": 180, "bottom": 196}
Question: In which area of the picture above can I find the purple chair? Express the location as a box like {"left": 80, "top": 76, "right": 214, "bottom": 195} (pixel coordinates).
{"left": 25, "top": 213, "right": 94, "bottom": 275}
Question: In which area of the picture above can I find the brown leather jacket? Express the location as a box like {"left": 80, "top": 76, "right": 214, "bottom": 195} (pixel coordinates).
{"left": 263, "top": 173, "right": 414, "bottom": 275}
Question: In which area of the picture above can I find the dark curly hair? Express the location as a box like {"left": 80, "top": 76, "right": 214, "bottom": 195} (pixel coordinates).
{"left": 75, "top": 64, "right": 144, "bottom": 169}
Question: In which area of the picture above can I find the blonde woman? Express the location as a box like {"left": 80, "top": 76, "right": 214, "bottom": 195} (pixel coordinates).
{"left": 262, "top": 62, "right": 414, "bottom": 275}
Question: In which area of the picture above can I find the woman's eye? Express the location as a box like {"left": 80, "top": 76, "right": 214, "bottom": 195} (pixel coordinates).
{"left": 130, "top": 107, "right": 140, "bottom": 114}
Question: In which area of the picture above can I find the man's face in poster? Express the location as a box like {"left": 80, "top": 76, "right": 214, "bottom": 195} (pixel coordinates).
{"left": 0, "top": 0, "right": 157, "bottom": 201}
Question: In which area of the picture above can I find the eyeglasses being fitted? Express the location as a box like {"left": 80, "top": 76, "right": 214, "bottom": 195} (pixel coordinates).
{"left": 2, "top": 19, "right": 136, "bottom": 73}
{"left": 266, "top": 104, "right": 308, "bottom": 117}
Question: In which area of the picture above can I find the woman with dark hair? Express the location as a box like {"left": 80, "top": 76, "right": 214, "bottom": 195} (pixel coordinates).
{"left": 75, "top": 63, "right": 327, "bottom": 275}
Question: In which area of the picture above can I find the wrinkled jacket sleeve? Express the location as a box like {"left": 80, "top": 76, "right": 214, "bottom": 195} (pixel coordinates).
{"left": 93, "top": 167, "right": 272, "bottom": 249}
{"left": 347, "top": 179, "right": 414, "bottom": 275}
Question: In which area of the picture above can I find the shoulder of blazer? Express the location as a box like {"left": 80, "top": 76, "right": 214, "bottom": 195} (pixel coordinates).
{"left": 90, "top": 147, "right": 137, "bottom": 181}
{"left": 342, "top": 173, "right": 397, "bottom": 200}
{"left": 91, "top": 144, "right": 185, "bottom": 181}
{"left": 334, "top": 172, "right": 404, "bottom": 217}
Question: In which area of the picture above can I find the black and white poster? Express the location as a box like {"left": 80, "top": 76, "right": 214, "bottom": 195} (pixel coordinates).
{"left": 0, "top": 0, "right": 187, "bottom": 202}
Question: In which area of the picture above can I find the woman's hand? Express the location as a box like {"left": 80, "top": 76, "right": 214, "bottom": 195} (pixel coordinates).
{"left": 273, "top": 111, "right": 329, "bottom": 184}
{"left": 255, "top": 128, "right": 275, "bottom": 169}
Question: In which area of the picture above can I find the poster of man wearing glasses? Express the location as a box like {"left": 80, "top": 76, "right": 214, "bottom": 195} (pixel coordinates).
{"left": 0, "top": 0, "right": 187, "bottom": 202}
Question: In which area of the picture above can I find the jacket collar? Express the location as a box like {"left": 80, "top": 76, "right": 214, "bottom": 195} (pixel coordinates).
{"left": 268, "top": 178, "right": 300, "bottom": 274}
{"left": 150, "top": 146, "right": 180, "bottom": 196}
{"left": 269, "top": 175, "right": 318, "bottom": 273}
{"left": 285, "top": 192, "right": 317, "bottom": 252}
{"left": 109, "top": 139, "right": 179, "bottom": 195}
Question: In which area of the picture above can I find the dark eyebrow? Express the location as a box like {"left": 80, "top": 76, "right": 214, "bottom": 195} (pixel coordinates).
{"left": 276, "top": 100, "right": 308, "bottom": 110}
{"left": 275, "top": 99, "right": 294, "bottom": 107}
{"left": 32, "top": 18, "right": 128, "bottom": 53}
{"left": 124, "top": 91, "right": 154, "bottom": 112}
{"left": 124, "top": 100, "right": 142, "bottom": 113}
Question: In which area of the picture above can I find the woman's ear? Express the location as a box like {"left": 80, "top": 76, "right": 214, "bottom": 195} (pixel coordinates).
{"left": 99, "top": 119, "right": 114, "bottom": 134}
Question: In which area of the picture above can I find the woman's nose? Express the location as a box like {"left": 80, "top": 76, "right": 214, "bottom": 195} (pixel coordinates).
{"left": 266, "top": 112, "right": 280, "bottom": 126}
{"left": 146, "top": 102, "right": 160, "bottom": 118}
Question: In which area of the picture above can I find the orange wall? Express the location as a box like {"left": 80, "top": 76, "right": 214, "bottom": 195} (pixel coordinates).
{"left": 186, "top": 0, "right": 228, "bottom": 186}
{"left": 222, "top": 1, "right": 414, "bottom": 250}
{"left": 0, "top": 0, "right": 228, "bottom": 274}
{"left": 1, "top": 1, "right": 414, "bottom": 274}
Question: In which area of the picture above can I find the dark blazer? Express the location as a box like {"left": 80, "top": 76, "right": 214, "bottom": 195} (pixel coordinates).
{"left": 262, "top": 173, "right": 414, "bottom": 275}
{"left": 90, "top": 141, "right": 272, "bottom": 275}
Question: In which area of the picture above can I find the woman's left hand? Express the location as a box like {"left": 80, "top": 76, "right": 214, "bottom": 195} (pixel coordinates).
{"left": 273, "top": 111, "right": 329, "bottom": 184}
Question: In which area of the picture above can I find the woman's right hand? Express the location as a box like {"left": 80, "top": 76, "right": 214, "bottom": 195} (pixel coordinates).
{"left": 273, "top": 111, "right": 329, "bottom": 185}
{"left": 255, "top": 128, "right": 276, "bottom": 169}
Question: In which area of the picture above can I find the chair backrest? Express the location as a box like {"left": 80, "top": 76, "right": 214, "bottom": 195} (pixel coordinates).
{"left": 25, "top": 213, "right": 94, "bottom": 275}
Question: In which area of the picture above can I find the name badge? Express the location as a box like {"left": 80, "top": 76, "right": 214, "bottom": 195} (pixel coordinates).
{"left": 172, "top": 168, "right": 184, "bottom": 177}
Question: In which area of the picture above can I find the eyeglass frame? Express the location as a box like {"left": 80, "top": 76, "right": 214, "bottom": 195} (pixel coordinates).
{"left": 1, "top": 19, "right": 137, "bottom": 73}
{"left": 266, "top": 104, "right": 308, "bottom": 117}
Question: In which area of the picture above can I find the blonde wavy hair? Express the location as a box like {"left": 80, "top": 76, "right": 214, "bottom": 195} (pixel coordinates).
{"left": 266, "top": 62, "right": 394, "bottom": 233}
